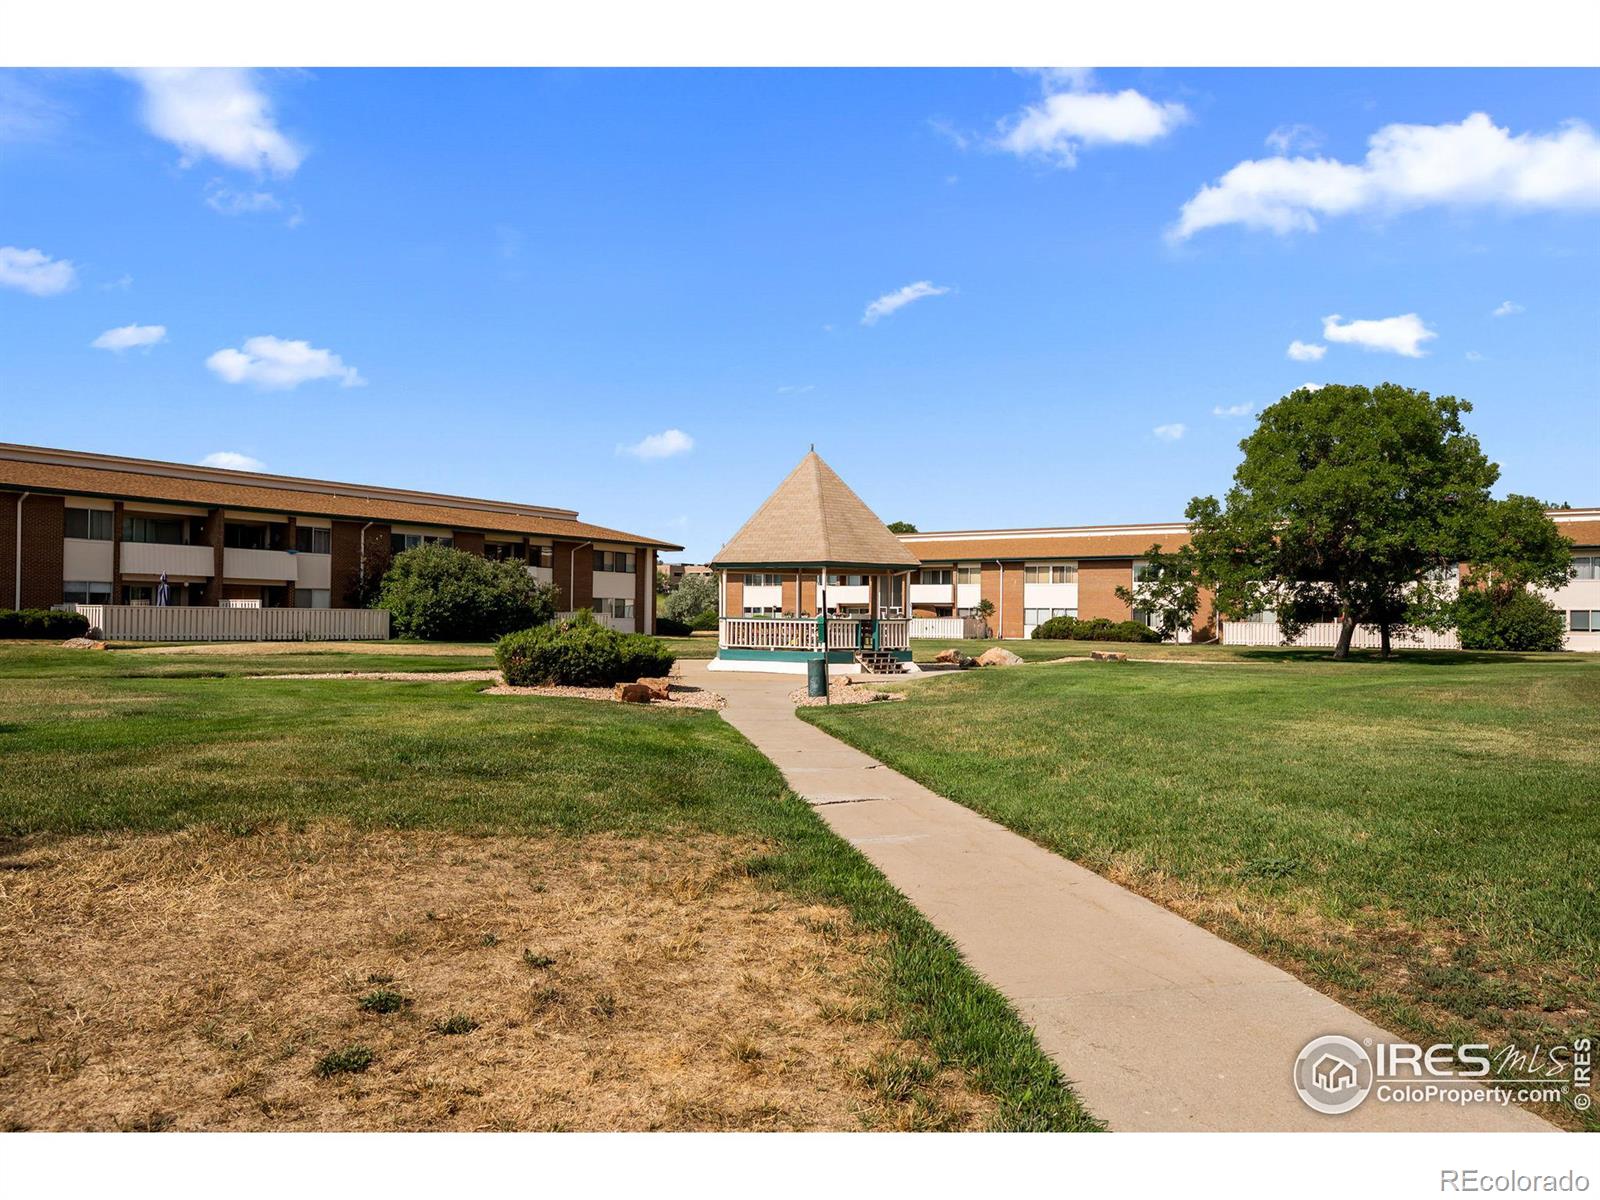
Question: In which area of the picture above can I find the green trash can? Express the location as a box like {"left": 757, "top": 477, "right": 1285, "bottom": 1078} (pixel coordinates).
{"left": 807, "top": 655, "right": 829, "bottom": 699}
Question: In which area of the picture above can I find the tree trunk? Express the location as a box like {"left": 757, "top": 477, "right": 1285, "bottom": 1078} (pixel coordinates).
{"left": 1333, "top": 614, "right": 1357, "bottom": 659}
{"left": 1380, "top": 623, "right": 1392, "bottom": 658}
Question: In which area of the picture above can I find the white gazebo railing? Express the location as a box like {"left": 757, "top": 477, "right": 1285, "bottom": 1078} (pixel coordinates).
{"left": 720, "top": 617, "right": 910, "bottom": 652}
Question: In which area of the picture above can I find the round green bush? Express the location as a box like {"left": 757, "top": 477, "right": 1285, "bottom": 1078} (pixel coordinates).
{"left": 376, "top": 544, "right": 558, "bottom": 641}
{"left": 654, "top": 615, "right": 693, "bottom": 637}
{"left": 496, "top": 615, "right": 677, "bottom": 686}
{"left": 1030, "top": 615, "right": 1160, "bottom": 643}
{"left": 1456, "top": 587, "right": 1566, "bottom": 652}
{"left": 0, "top": 608, "right": 90, "bottom": 639}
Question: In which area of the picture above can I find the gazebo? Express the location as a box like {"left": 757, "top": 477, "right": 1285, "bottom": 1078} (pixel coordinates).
{"left": 707, "top": 450, "right": 923, "bottom": 675}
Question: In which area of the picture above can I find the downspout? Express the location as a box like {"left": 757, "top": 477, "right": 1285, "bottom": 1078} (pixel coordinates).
{"left": 14, "top": 492, "right": 30, "bottom": 609}
{"left": 570, "top": 543, "right": 592, "bottom": 615}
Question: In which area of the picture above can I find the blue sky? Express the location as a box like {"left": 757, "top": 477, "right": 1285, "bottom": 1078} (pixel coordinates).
{"left": 2, "top": 68, "right": 1596, "bottom": 560}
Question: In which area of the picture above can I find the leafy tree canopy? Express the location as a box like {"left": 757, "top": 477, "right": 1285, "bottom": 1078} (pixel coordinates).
{"left": 1114, "top": 544, "right": 1201, "bottom": 641}
{"left": 376, "top": 544, "right": 558, "bottom": 641}
{"left": 660, "top": 572, "right": 718, "bottom": 623}
{"left": 886, "top": 520, "right": 918, "bottom": 534}
{"left": 1186, "top": 383, "right": 1570, "bottom": 658}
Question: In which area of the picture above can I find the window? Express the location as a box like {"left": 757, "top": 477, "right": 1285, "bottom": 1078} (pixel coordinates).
{"left": 741, "top": 605, "right": 780, "bottom": 616}
{"left": 918, "top": 569, "right": 953, "bottom": 586}
{"left": 956, "top": 564, "right": 982, "bottom": 585}
{"left": 595, "top": 550, "right": 636, "bottom": 573}
{"left": 529, "top": 544, "right": 552, "bottom": 569}
{"left": 123, "top": 584, "right": 154, "bottom": 605}
{"left": 1573, "top": 555, "right": 1600, "bottom": 582}
{"left": 1024, "top": 607, "right": 1076, "bottom": 626}
{"left": 483, "top": 541, "right": 526, "bottom": 562}
{"left": 825, "top": 573, "right": 867, "bottom": 587}
{"left": 63, "top": 580, "right": 112, "bottom": 604}
{"left": 295, "top": 588, "right": 332, "bottom": 609}
{"left": 294, "top": 526, "right": 331, "bottom": 555}
{"left": 64, "top": 508, "right": 113, "bottom": 540}
{"left": 125, "top": 515, "right": 189, "bottom": 545}
{"left": 390, "top": 532, "right": 453, "bottom": 554}
{"left": 224, "top": 523, "right": 287, "bottom": 551}
{"left": 1024, "top": 563, "right": 1077, "bottom": 584}
{"left": 744, "top": 573, "right": 783, "bottom": 587}
{"left": 597, "top": 598, "right": 635, "bottom": 620}
{"left": 1570, "top": 611, "right": 1600, "bottom": 632}
{"left": 1133, "top": 561, "right": 1160, "bottom": 584}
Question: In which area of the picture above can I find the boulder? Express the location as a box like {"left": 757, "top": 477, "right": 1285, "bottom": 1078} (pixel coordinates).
{"left": 1091, "top": 651, "right": 1128, "bottom": 662}
{"left": 976, "top": 647, "right": 1024, "bottom": 667}
{"left": 61, "top": 637, "right": 107, "bottom": 651}
{"left": 613, "top": 682, "right": 654, "bottom": 703}
{"left": 934, "top": 648, "right": 963, "bottom": 664}
{"left": 636, "top": 676, "right": 672, "bottom": 701}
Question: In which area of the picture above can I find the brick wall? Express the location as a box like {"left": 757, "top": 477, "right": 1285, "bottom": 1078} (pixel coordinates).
{"left": 452, "top": 530, "right": 485, "bottom": 557}
{"left": 331, "top": 520, "right": 391, "bottom": 607}
{"left": 551, "top": 540, "right": 594, "bottom": 611}
{"left": 724, "top": 574, "right": 743, "bottom": 615}
{"left": 197, "top": 508, "right": 225, "bottom": 606}
{"left": 634, "top": 547, "right": 650, "bottom": 632}
{"left": 1078, "top": 559, "right": 1134, "bottom": 622}
{"left": 0, "top": 492, "right": 65, "bottom": 609}
{"left": 1000, "top": 563, "right": 1025, "bottom": 638}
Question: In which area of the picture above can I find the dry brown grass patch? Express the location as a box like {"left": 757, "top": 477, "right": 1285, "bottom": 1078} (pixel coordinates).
{"left": 0, "top": 825, "right": 990, "bottom": 1131}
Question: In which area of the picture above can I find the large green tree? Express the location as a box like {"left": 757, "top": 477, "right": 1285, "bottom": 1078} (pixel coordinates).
{"left": 1186, "top": 383, "right": 1570, "bottom": 659}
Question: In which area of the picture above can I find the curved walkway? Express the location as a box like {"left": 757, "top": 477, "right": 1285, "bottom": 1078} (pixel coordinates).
{"left": 682, "top": 660, "right": 1555, "bottom": 1133}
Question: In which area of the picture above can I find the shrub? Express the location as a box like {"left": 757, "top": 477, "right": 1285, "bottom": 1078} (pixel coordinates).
{"left": 654, "top": 616, "right": 692, "bottom": 637}
{"left": 496, "top": 613, "right": 677, "bottom": 686}
{"left": 0, "top": 608, "right": 90, "bottom": 639}
{"left": 1030, "top": 615, "right": 1161, "bottom": 643}
{"left": 1456, "top": 587, "right": 1566, "bottom": 652}
{"left": 687, "top": 608, "right": 719, "bottom": 632}
{"left": 375, "top": 544, "right": 557, "bottom": 641}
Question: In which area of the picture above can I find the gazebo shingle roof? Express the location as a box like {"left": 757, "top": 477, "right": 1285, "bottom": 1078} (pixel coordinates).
{"left": 711, "top": 451, "right": 921, "bottom": 570}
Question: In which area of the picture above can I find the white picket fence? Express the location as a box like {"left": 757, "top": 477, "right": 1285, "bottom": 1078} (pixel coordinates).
{"left": 908, "top": 616, "right": 986, "bottom": 640}
{"left": 1220, "top": 619, "right": 1459, "bottom": 650}
{"left": 64, "top": 604, "right": 391, "bottom": 643}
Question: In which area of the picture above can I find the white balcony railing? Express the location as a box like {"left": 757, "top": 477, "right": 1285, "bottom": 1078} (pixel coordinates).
{"left": 120, "top": 541, "right": 216, "bottom": 578}
{"left": 223, "top": 547, "right": 297, "bottom": 581}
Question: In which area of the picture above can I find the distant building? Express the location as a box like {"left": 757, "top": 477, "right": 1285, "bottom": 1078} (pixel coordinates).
{"left": 658, "top": 561, "right": 714, "bottom": 587}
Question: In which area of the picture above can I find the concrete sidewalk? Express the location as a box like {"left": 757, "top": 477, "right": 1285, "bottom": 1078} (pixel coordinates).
{"left": 688, "top": 662, "right": 1555, "bottom": 1132}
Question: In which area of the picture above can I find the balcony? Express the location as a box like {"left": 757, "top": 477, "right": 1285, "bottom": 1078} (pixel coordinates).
{"left": 121, "top": 542, "right": 215, "bottom": 578}
{"left": 223, "top": 547, "right": 297, "bottom": 581}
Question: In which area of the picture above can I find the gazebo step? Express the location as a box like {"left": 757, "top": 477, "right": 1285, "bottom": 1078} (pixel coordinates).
{"left": 854, "top": 650, "right": 906, "bottom": 675}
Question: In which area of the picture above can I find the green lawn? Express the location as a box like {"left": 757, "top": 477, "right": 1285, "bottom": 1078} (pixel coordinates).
{"left": 0, "top": 642, "right": 1094, "bottom": 1131}
{"left": 801, "top": 652, "right": 1600, "bottom": 1129}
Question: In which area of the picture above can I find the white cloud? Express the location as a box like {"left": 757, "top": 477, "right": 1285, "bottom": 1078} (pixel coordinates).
{"left": 998, "top": 88, "right": 1189, "bottom": 166}
{"left": 617, "top": 429, "right": 694, "bottom": 460}
{"left": 862, "top": 280, "right": 950, "bottom": 325}
{"left": 1286, "top": 339, "right": 1326, "bottom": 362}
{"left": 1322, "top": 312, "right": 1437, "bottom": 357}
{"left": 1172, "top": 112, "right": 1600, "bottom": 240}
{"left": 0, "top": 72, "right": 67, "bottom": 143}
{"left": 204, "top": 180, "right": 282, "bottom": 215}
{"left": 128, "top": 69, "right": 303, "bottom": 176}
{"left": 1492, "top": 299, "right": 1524, "bottom": 317}
{"left": 99, "top": 273, "right": 133, "bottom": 292}
{"left": 0, "top": 245, "right": 76, "bottom": 296}
{"left": 1265, "top": 123, "right": 1322, "bottom": 155}
{"left": 206, "top": 336, "right": 365, "bottom": 390}
{"left": 1152, "top": 422, "right": 1186, "bottom": 442}
{"left": 1212, "top": 402, "right": 1253, "bottom": 417}
{"left": 1300, "top": 382, "right": 1325, "bottom": 391}
{"left": 200, "top": 451, "right": 265, "bottom": 471}
{"left": 92, "top": 323, "right": 167, "bottom": 352}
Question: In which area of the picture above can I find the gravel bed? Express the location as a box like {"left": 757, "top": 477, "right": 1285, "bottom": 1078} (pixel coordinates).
{"left": 789, "top": 679, "right": 904, "bottom": 707}
{"left": 253, "top": 670, "right": 501, "bottom": 682}
{"left": 482, "top": 681, "right": 726, "bottom": 710}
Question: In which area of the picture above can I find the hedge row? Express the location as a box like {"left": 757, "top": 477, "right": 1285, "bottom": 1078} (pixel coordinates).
{"left": 495, "top": 612, "right": 676, "bottom": 687}
{"left": 653, "top": 609, "right": 717, "bottom": 638}
{"left": 0, "top": 608, "right": 91, "bottom": 639}
{"left": 1030, "top": 615, "right": 1162, "bottom": 643}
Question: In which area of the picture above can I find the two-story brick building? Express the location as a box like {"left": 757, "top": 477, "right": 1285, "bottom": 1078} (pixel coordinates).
{"left": 1, "top": 442, "right": 680, "bottom": 633}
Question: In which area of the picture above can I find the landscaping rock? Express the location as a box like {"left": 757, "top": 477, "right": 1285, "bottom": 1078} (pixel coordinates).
{"left": 934, "top": 648, "right": 962, "bottom": 664}
{"left": 1091, "top": 651, "right": 1128, "bottom": 662}
{"left": 61, "top": 637, "right": 107, "bottom": 651}
{"left": 636, "top": 676, "right": 672, "bottom": 701}
{"left": 613, "top": 682, "right": 654, "bottom": 703}
{"left": 976, "top": 647, "right": 1023, "bottom": 667}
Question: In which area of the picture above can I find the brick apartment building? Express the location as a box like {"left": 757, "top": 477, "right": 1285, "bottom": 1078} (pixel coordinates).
{"left": 1, "top": 442, "right": 680, "bottom": 634}
{"left": 897, "top": 512, "right": 1600, "bottom": 650}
